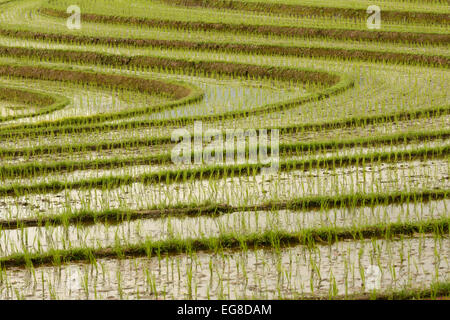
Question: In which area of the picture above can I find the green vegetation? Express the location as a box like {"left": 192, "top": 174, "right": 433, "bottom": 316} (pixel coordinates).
{"left": 0, "top": 0, "right": 448, "bottom": 300}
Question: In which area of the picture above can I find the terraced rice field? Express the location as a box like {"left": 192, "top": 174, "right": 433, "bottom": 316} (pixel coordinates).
{"left": 0, "top": 0, "right": 448, "bottom": 300}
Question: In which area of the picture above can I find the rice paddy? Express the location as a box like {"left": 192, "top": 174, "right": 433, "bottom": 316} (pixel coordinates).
{"left": 0, "top": 0, "right": 448, "bottom": 300}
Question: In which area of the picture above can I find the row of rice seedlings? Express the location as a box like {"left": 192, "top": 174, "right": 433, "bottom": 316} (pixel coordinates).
{"left": 1, "top": 24, "right": 448, "bottom": 69}
{"left": 0, "top": 62, "right": 201, "bottom": 124}
{"left": 160, "top": 0, "right": 450, "bottom": 22}
{"left": 169, "top": 0, "right": 450, "bottom": 14}
{"left": 0, "top": 58, "right": 442, "bottom": 145}
{"left": 5, "top": 0, "right": 449, "bottom": 45}
{"left": 3, "top": 125, "right": 447, "bottom": 160}
{"left": 0, "top": 34, "right": 440, "bottom": 122}
{"left": 0, "top": 143, "right": 447, "bottom": 196}
{"left": 0, "top": 110, "right": 447, "bottom": 166}
{"left": 0, "top": 74, "right": 173, "bottom": 126}
{"left": 0, "top": 224, "right": 447, "bottom": 298}
{"left": 0, "top": 46, "right": 443, "bottom": 139}
{"left": 0, "top": 48, "right": 333, "bottom": 129}
{"left": 0, "top": 132, "right": 447, "bottom": 182}
{"left": 0, "top": 196, "right": 448, "bottom": 257}
{"left": 0, "top": 85, "right": 66, "bottom": 121}
{"left": 0, "top": 43, "right": 308, "bottom": 126}
{"left": 0, "top": 75, "right": 295, "bottom": 128}
{"left": 0, "top": 189, "right": 446, "bottom": 229}
{"left": 0, "top": 5, "right": 442, "bottom": 130}
{"left": 1, "top": 106, "right": 447, "bottom": 160}
{"left": 1, "top": 243, "right": 447, "bottom": 299}
{"left": 0, "top": 155, "right": 447, "bottom": 220}
{"left": 0, "top": 217, "right": 447, "bottom": 268}
{"left": 0, "top": 0, "right": 446, "bottom": 300}
{"left": 41, "top": 0, "right": 450, "bottom": 34}
{"left": 2, "top": 19, "right": 449, "bottom": 61}
{"left": 0, "top": 125, "right": 446, "bottom": 165}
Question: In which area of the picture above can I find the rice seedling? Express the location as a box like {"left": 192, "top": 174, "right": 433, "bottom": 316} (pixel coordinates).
{"left": 0, "top": 0, "right": 448, "bottom": 301}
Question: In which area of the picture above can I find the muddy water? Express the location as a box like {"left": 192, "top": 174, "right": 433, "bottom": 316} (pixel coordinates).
{"left": 0, "top": 236, "right": 447, "bottom": 299}
{"left": 0, "top": 159, "right": 447, "bottom": 220}
{"left": 0, "top": 199, "right": 448, "bottom": 257}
